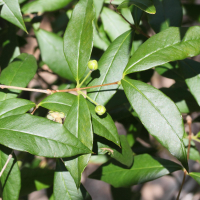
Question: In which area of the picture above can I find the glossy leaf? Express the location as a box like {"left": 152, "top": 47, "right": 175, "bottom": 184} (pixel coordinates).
{"left": 22, "top": 0, "right": 73, "bottom": 14}
{"left": 124, "top": 26, "right": 200, "bottom": 75}
{"left": 63, "top": 95, "right": 93, "bottom": 188}
{"left": 54, "top": 159, "right": 91, "bottom": 200}
{"left": 20, "top": 167, "right": 54, "bottom": 196}
{"left": 63, "top": 0, "right": 95, "bottom": 81}
{"left": 0, "top": 145, "right": 21, "bottom": 200}
{"left": 39, "top": 93, "right": 120, "bottom": 146}
{"left": 189, "top": 172, "right": 200, "bottom": 186}
{"left": 0, "top": 114, "right": 91, "bottom": 157}
{"left": 122, "top": 77, "right": 188, "bottom": 170}
{"left": 0, "top": 98, "right": 35, "bottom": 119}
{"left": 34, "top": 29, "right": 74, "bottom": 81}
{"left": 148, "top": 0, "right": 182, "bottom": 33}
{"left": 87, "top": 101, "right": 120, "bottom": 146}
{"left": 179, "top": 59, "right": 200, "bottom": 106}
{"left": 89, "top": 154, "right": 182, "bottom": 187}
{"left": 118, "top": 0, "right": 156, "bottom": 14}
{"left": 0, "top": 53, "right": 37, "bottom": 101}
{"left": 86, "top": 30, "right": 131, "bottom": 106}
{"left": 101, "top": 7, "right": 130, "bottom": 41}
{"left": 0, "top": 0, "right": 27, "bottom": 32}
{"left": 39, "top": 92, "right": 75, "bottom": 116}
{"left": 97, "top": 135, "right": 133, "bottom": 167}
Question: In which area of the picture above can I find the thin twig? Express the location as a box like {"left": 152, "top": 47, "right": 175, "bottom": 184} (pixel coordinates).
{"left": 186, "top": 116, "right": 192, "bottom": 160}
{"left": 176, "top": 115, "right": 192, "bottom": 200}
{"left": 0, "top": 81, "right": 119, "bottom": 95}
{"left": 31, "top": 105, "right": 38, "bottom": 115}
{"left": 0, "top": 85, "right": 51, "bottom": 94}
{"left": 57, "top": 81, "right": 119, "bottom": 93}
{"left": 0, "top": 151, "right": 14, "bottom": 177}
{"left": 176, "top": 169, "right": 187, "bottom": 200}
{"left": 110, "top": 4, "right": 150, "bottom": 38}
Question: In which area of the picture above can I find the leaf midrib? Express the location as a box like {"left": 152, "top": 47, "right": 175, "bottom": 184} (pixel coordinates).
{"left": 0, "top": 102, "right": 35, "bottom": 118}
{"left": 125, "top": 35, "right": 200, "bottom": 74}
{"left": 93, "top": 31, "right": 131, "bottom": 102}
{"left": 0, "top": 128, "right": 88, "bottom": 151}
{"left": 96, "top": 165, "right": 181, "bottom": 175}
{"left": 123, "top": 78, "right": 183, "bottom": 142}
{"left": 1, "top": 0, "right": 22, "bottom": 27}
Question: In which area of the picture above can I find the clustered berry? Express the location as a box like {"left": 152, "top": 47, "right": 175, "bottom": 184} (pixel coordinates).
{"left": 88, "top": 60, "right": 98, "bottom": 70}
{"left": 95, "top": 105, "right": 106, "bottom": 115}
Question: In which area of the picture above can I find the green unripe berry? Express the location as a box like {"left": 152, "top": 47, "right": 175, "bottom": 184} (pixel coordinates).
{"left": 88, "top": 60, "right": 98, "bottom": 70}
{"left": 95, "top": 105, "right": 106, "bottom": 116}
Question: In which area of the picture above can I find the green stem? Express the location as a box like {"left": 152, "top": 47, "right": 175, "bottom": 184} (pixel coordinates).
{"left": 79, "top": 70, "right": 92, "bottom": 87}
{"left": 79, "top": 90, "right": 99, "bottom": 106}
{"left": 192, "top": 136, "right": 200, "bottom": 143}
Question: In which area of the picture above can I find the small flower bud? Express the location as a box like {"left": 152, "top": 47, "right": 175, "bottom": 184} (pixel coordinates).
{"left": 95, "top": 105, "right": 106, "bottom": 115}
{"left": 88, "top": 60, "right": 98, "bottom": 70}
{"left": 118, "top": 81, "right": 121, "bottom": 85}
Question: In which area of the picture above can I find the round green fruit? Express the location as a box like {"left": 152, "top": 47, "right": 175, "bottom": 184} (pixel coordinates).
{"left": 88, "top": 60, "right": 98, "bottom": 70}
{"left": 95, "top": 105, "right": 106, "bottom": 115}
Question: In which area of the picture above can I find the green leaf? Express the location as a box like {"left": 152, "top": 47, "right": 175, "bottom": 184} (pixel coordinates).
{"left": 0, "top": 53, "right": 37, "bottom": 101}
{"left": 188, "top": 147, "right": 200, "bottom": 163}
{"left": 123, "top": 26, "right": 200, "bottom": 75}
{"left": 89, "top": 154, "right": 182, "bottom": 187}
{"left": 121, "top": 8, "right": 134, "bottom": 24}
{"left": 22, "top": 0, "right": 73, "bottom": 14}
{"left": 63, "top": 0, "right": 95, "bottom": 81}
{"left": 34, "top": 29, "right": 74, "bottom": 81}
{"left": 87, "top": 101, "right": 120, "bottom": 146}
{"left": 63, "top": 95, "right": 93, "bottom": 188}
{"left": 189, "top": 172, "right": 200, "bottom": 186}
{"left": 183, "top": 138, "right": 200, "bottom": 162}
{"left": 97, "top": 135, "right": 133, "bottom": 167}
{"left": 101, "top": 7, "right": 130, "bottom": 41}
{"left": 0, "top": 0, "right": 27, "bottom": 32}
{"left": 118, "top": 0, "right": 156, "bottom": 14}
{"left": 38, "top": 92, "right": 75, "bottom": 116}
{"left": 20, "top": 167, "right": 54, "bottom": 196}
{"left": 0, "top": 145, "right": 21, "bottom": 200}
{"left": 0, "top": 98, "right": 35, "bottom": 119}
{"left": 93, "top": 0, "right": 104, "bottom": 19}
{"left": 104, "top": 0, "right": 123, "bottom": 4}
{"left": 0, "top": 114, "right": 91, "bottom": 157}
{"left": 39, "top": 92, "right": 120, "bottom": 146}
{"left": 122, "top": 77, "right": 188, "bottom": 170}
{"left": 54, "top": 159, "right": 91, "bottom": 200}
{"left": 179, "top": 59, "right": 200, "bottom": 106}
{"left": 93, "top": 23, "right": 109, "bottom": 51}
{"left": 87, "top": 30, "right": 131, "bottom": 106}
{"left": 148, "top": 0, "right": 182, "bottom": 33}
